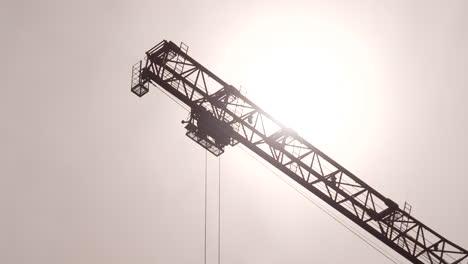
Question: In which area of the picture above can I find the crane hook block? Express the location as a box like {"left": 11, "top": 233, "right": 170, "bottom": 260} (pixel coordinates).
{"left": 184, "top": 106, "right": 233, "bottom": 156}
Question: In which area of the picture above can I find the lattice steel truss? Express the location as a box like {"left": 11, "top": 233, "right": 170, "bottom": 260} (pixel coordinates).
{"left": 131, "top": 40, "right": 467, "bottom": 264}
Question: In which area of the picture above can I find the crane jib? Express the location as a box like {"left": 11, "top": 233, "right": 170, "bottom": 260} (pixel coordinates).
{"left": 130, "top": 40, "right": 468, "bottom": 264}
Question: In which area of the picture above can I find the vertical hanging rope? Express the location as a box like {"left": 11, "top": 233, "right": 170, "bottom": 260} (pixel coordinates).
{"left": 218, "top": 156, "right": 221, "bottom": 264}
{"left": 204, "top": 150, "right": 208, "bottom": 264}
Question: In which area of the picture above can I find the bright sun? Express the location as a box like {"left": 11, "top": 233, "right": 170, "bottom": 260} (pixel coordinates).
{"left": 238, "top": 21, "right": 381, "bottom": 145}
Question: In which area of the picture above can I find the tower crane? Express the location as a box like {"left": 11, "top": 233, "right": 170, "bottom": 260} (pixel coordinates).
{"left": 130, "top": 40, "right": 467, "bottom": 264}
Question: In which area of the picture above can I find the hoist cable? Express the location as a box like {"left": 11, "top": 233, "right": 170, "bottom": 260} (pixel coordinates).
{"left": 218, "top": 156, "right": 221, "bottom": 264}
{"left": 154, "top": 85, "right": 402, "bottom": 264}
{"left": 204, "top": 150, "right": 208, "bottom": 264}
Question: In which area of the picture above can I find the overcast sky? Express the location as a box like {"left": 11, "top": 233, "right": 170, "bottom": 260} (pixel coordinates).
{"left": 1, "top": 0, "right": 467, "bottom": 264}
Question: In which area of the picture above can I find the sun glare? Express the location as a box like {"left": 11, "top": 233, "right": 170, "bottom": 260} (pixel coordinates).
{"left": 240, "top": 22, "right": 379, "bottom": 145}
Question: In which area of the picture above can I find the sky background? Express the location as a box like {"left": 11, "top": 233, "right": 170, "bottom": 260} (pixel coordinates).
{"left": 1, "top": 0, "right": 467, "bottom": 263}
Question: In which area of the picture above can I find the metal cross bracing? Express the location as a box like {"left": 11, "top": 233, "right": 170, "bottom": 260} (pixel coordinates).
{"left": 131, "top": 40, "right": 468, "bottom": 264}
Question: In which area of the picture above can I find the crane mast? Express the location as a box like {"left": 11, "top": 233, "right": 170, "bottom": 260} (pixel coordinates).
{"left": 131, "top": 40, "right": 467, "bottom": 264}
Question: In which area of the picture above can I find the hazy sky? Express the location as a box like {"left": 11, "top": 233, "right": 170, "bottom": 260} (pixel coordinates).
{"left": 2, "top": 0, "right": 467, "bottom": 264}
